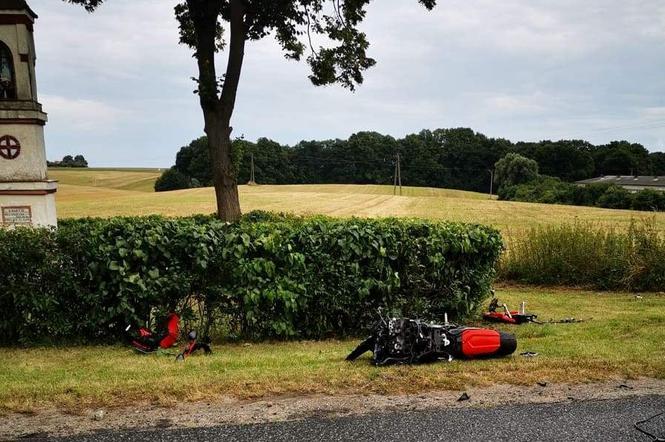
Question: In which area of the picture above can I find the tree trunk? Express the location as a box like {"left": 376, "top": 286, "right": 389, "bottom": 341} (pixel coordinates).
{"left": 212, "top": 0, "right": 247, "bottom": 222}
{"left": 188, "top": 0, "right": 246, "bottom": 222}
{"left": 205, "top": 112, "right": 241, "bottom": 221}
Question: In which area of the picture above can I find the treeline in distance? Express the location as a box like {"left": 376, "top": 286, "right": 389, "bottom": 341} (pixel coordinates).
{"left": 155, "top": 128, "right": 665, "bottom": 193}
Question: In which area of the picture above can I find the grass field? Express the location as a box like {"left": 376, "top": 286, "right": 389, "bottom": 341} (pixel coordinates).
{"left": 50, "top": 168, "right": 665, "bottom": 236}
{"left": 2, "top": 287, "right": 663, "bottom": 413}
{"left": 48, "top": 168, "right": 163, "bottom": 193}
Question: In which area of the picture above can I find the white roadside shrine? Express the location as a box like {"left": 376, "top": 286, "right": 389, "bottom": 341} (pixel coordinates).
{"left": 0, "top": 0, "right": 56, "bottom": 227}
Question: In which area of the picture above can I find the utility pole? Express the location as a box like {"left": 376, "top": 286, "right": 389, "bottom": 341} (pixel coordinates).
{"left": 488, "top": 169, "right": 494, "bottom": 199}
{"left": 393, "top": 152, "right": 402, "bottom": 196}
{"left": 398, "top": 153, "right": 402, "bottom": 196}
{"left": 393, "top": 154, "right": 397, "bottom": 195}
{"left": 248, "top": 153, "right": 256, "bottom": 185}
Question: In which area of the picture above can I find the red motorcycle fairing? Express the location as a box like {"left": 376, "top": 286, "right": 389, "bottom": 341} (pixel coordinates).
{"left": 130, "top": 313, "right": 180, "bottom": 353}
{"left": 483, "top": 311, "right": 537, "bottom": 324}
{"left": 444, "top": 327, "right": 516, "bottom": 359}
{"left": 460, "top": 328, "right": 516, "bottom": 358}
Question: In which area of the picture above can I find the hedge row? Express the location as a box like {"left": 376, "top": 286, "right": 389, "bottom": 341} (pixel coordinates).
{"left": 0, "top": 212, "right": 503, "bottom": 345}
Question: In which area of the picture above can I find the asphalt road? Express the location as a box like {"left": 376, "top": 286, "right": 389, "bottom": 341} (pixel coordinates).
{"left": 37, "top": 395, "right": 665, "bottom": 442}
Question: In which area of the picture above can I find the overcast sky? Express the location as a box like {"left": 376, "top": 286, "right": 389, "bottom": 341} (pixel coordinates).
{"left": 30, "top": 0, "right": 665, "bottom": 167}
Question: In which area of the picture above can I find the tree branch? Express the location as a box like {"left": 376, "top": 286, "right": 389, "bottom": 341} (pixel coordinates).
{"left": 186, "top": 0, "right": 222, "bottom": 113}
{"left": 219, "top": 0, "right": 247, "bottom": 126}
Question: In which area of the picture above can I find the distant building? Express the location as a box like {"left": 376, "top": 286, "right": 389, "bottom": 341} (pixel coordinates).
{"left": 576, "top": 176, "right": 665, "bottom": 192}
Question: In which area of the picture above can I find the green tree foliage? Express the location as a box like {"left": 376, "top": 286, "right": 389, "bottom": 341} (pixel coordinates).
{"left": 631, "top": 189, "right": 665, "bottom": 211}
{"left": 159, "top": 128, "right": 511, "bottom": 193}
{"left": 515, "top": 140, "right": 594, "bottom": 181}
{"left": 47, "top": 154, "right": 89, "bottom": 168}
{"left": 499, "top": 178, "right": 665, "bottom": 212}
{"left": 243, "top": 138, "right": 296, "bottom": 184}
{"left": 434, "top": 128, "right": 511, "bottom": 191}
{"left": 73, "top": 155, "right": 88, "bottom": 167}
{"left": 0, "top": 213, "right": 502, "bottom": 345}
{"left": 596, "top": 185, "right": 634, "bottom": 209}
{"left": 592, "top": 141, "right": 651, "bottom": 176}
{"left": 174, "top": 136, "right": 213, "bottom": 185}
{"left": 493, "top": 153, "right": 539, "bottom": 188}
{"left": 650, "top": 152, "right": 665, "bottom": 175}
{"left": 154, "top": 167, "right": 192, "bottom": 192}
{"left": 158, "top": 128, "right": 665, "bottom": 193}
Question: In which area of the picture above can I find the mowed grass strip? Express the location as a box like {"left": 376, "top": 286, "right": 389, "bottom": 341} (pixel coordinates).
{"left": 2, "top": 287, "right": 664, "bottom": 413}
{"left": 48, "top": 168, "right": 163, "bottom": 193}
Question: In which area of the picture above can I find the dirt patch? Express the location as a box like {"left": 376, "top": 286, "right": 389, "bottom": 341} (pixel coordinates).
{"left": 3, "top": 377, "right": 665, "bottom": 440}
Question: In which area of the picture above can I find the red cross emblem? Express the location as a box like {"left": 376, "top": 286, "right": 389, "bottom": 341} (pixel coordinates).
{"left": 0, "top": 135, "right": 20, "bottom": 160}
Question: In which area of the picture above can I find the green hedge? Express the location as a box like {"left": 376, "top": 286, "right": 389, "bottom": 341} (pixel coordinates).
{"left": 0, "top": 212, "right": 503, "bottom": 345}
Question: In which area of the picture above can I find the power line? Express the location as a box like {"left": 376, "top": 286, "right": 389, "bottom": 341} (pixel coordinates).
{"left": 280, "top": 152, "right": 495, "bottom": 173}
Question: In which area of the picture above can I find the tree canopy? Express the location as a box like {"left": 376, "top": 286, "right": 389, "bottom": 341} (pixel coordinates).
{"left": 158, "top": 127, "right": 665, "bottom": 193}
{"left": 47, "top": 154, "right": 89, "bottom": 168}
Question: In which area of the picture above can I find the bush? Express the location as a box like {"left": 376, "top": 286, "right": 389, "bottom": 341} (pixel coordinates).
{"left": 154, "top": 167, "right": 191, "bottom": 192}
{"left": 499, "top": 176, "right": 567, "bottom": 203}
{"left": 0, "top": 213, "right": 503, "bottom": 345}
{"left": 596, "top": 185, "right": 633, "bottom": 209}
{"left": 631, "top": 189, "right": 665, "bottom": 212}
{"left": 500, "top": 177, "right": 665, "bottom": 213}
{"left": 499, "top": 220, "right": 665, "bottom": 291}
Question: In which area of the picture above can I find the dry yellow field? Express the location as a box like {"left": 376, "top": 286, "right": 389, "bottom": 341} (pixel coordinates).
{"left": 48, "top": 167, "right": 163, "bottom": 192}
{"left": 52, "top": 170, "right": 665, "bottom": 236}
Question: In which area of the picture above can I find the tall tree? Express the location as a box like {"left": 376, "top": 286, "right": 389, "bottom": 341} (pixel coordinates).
{"left": 515, "top": 140, "right": 594, "bottom": 182}
{"left": 591, "top": 141, "right": 650, "bottom": 176}
{"left": 650, "top": 152, "right": 665, "bottom": 176}
{"left": 64, "top": 0, "right": 437, "bottom": 221}
{"left": 494, "top": 153, "right": 539, "bottom": 188}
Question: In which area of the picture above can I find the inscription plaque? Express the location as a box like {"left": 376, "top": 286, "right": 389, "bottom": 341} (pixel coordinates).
{"left": 1, "top": 206, "right": 32, "bottom": 224}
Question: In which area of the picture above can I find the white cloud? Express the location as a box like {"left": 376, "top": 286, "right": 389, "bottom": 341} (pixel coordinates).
{"left": 40, "top": 94, "right": 126, "bottom": 132}
{"left": 641, "top": 107, "right": 665, "bottom": 120}
{"left": 483, "top": 93, "right": 550, "bottom": 114}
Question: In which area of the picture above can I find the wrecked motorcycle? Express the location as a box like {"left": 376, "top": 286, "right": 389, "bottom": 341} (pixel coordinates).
{"left": 347, "top": 313, "right": 517, "bottom": 365}
{"left": 127, "top": 312, "right": 212, "bottom": 361}
{"left": 128, "top": 312, "right": 181, "bottom": 353}
{"left": 483, "top": 298, "right": 538, "bottom": 324}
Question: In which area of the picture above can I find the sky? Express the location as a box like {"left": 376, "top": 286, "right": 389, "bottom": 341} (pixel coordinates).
{"left": 28, "top": 0, "right": 665, "bottom": 167}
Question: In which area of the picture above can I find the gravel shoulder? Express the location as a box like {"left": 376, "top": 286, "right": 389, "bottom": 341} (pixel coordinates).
{"left": 3, "top": 377, "right": 665, "bottom": 440}
{"left": 53, "top": 395, "right": 665, "bottom": 442}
